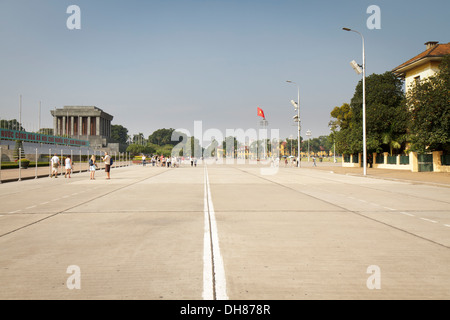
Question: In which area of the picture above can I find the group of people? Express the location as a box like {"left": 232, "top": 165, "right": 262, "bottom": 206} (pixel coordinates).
{"left": 141, "top": 155, "right": 198, "bottom": 168}
{"left": 89, "top": 152, "right": 112, "bottom": 180}
{"left": 50, "top": 153, "right": 73, "bottom": 178}
{"left": 50, "top": 151, "right": 112, "bottom": 180}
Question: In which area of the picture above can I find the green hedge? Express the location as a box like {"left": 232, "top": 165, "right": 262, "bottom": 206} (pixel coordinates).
{"left": 1, "top": 162, "right": 50, "bottom": 169}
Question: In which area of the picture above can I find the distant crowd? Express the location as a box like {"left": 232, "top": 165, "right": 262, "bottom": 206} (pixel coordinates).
{"left": 141, "top": 155, "right": 198, "bottom": 167}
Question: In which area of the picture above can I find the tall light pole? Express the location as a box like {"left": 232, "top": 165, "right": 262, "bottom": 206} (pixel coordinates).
{"left": 19, "top": 94, "right": 22, "bottom": 131}
{"left": 306, "top": 129, "right": 311, "bottom": 162}
{"left": 342, "top": 27, "right": 367, "bottom": 176}
{"left": 286, "top": 80, "right": 301, "bottom": 167}
{"left": 330, "top": 126, "right": 336, "bottom": 163}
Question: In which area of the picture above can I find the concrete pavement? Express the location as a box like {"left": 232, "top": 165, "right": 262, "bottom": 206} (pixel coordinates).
{"left": 0, "top": 162, "right": 449, "bottom": 299}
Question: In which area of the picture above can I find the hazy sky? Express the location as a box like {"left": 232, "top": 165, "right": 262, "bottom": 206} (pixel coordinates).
{"left": 0, "top": 0, "right": 449, "bottom": 140}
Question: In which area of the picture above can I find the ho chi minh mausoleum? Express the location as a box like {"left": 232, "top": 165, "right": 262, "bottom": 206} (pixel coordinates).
{"left": 50, "top": 106, "right": 121, "bottom": 152}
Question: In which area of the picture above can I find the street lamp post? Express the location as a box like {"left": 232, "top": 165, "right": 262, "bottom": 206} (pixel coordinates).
{"left": 342, "top": 27, "right": 367, "bottom": 176}
{"left": 286, "top": 80, "right": 301, "bottom": 167}
{"left": 306, "top": 129, "right": 311, "bottom": 162}
{"left": 330, "top": 127, "right": 336, "bottom": 163}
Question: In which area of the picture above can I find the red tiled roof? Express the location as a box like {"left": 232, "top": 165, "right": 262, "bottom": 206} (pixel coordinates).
{"left": 392, "top": 42, "right": 450, "bottom": 73}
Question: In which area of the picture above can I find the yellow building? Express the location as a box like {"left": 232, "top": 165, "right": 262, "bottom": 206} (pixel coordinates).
{"left": 391, "top": 41, "right": 450, "bottom": 173}
{"left": 392, "top": 41, "right": 450, "bottom": 92}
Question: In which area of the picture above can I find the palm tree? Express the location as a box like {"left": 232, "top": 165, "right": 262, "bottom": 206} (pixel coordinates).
{"left": 382, "top": 131, "right": 403, "bottom": 156}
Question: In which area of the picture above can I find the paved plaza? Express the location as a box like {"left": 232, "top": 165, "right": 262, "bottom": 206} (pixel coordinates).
{"left": 0, "top": 162, "right": 449, "bottom": 300}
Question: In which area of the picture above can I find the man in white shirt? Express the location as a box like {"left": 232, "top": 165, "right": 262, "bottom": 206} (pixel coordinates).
{"left": 50, "top": 154, "right": 60, "bottom": 178}
{"left": 102, "top": 151, "right": 111, "bottom": 179}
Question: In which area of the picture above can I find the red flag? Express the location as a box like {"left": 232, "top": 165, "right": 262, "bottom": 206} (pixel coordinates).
{"left": 257, "top": 107, "right": 265, "bottom": 119}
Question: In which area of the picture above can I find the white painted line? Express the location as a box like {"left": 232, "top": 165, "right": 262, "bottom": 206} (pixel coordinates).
{"left": 420, "top": 218, "right": 438, "bottom": 223}
{"left": 9, "top": 210, "right": 21, "bottom": 214}
{"left": 203, "top": 166, "right": 228, "bottom": 301}
{"left": 383, "top": 207, "right": 396, "bottom": 211}
{"left": 40, "top": 201, "right": 49, "bottom": 205}
{"left": 25, "top": 205, "right": 36, "bottom": 209}
{"left": 400, "top": 212, "right": 415, "bottom": 217}
{"left": 444, "top": 224, "right": 450, "bottom": 228}
{"left": 203, "top": 167, "right": 213, "bottom": 300}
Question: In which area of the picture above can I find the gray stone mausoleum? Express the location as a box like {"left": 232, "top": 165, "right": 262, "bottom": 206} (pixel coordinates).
{"left": 51, "top": 106, "right": 121, "bottom": 152}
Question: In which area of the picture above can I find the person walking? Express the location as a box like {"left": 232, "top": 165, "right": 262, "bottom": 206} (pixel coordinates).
{"left": 102, "top": 151, "right": 111, "bottom": 180}
{"left": 50, "top": 153, "right": 60, "bottom": 178}
{"left": 89, "top": 155, "right": 97, "bottom": 180}
{"left": 65, "top": 155, "right": 72, "bottom": 178}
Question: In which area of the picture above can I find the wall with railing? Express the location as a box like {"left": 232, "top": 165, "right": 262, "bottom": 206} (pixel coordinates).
{"left": 342, "top": 151, "right": 450, "bottom": 172}
{"left": 0, "top": 141, "right": 132, "bottom": 183}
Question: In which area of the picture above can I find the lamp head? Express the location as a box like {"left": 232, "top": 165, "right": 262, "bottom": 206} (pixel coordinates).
{"left": 342, "top": 27, "right": 352, "bottom": 31}
{"left": 350, "top": 60, "right": 363, "bottom": 75}
{"left": 290, "top": 100, "right": 298, "bottom": 110}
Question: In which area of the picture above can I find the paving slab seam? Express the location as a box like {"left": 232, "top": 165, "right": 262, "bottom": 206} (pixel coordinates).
{"left": 0, "top": 169, "right": 172, "bottom": 239}
{"left": 203, "top": 165, "right": 228, "bottom": 300}
{"left": 297, "top": 169, "right": 450, "bottom": 205}
{"left": 342, "top": 173, "right": 450, "bottom": 189}
{"left": 232, "top": 167, "right": 450, "bottom": 250}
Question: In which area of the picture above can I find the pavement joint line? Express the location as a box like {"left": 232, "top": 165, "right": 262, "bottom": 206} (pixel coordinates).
{"left": 420, "top": 218, "right": 438, "bottom": 223}
{"left": 0, "top": 169, "right": 172, "bottom": 239}
{"left": 233, "top": 167, "right": 450, "bottom": 250}
{"left": 203, "top": 166, "right": 214, "bottom": 300}
{"left": 318, "top": 169, "right": 450, "bottom": 189}
{"left": 203, "top": 165, "right": 228, "bottom": 301}
{"left": 292, "top": 168, "right": 450, "bottom": 205}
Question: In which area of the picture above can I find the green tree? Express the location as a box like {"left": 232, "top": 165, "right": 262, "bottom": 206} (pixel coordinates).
{"left": 155, "top": 144, "right": 174, "bottom": 157}
{"left": 133, "top": 133, "right": 146, "bottom": 145}
{"left": 338, "top": 72, "right": 406, "bottom": 155}
{"left": 329, "top": 103, "right": 352, "bottom": 132}
{"left": 353, "top": 72, "right": 406, "bottom": 154}
{"left": 148, "top": 128, "right": 175, "bottom": 146}
{"left": 126, "top": 144, "right": 145, "bottom": 156}
{"left": 111, "top": 124, "right": 129, "bottom": 144}
{"left": 407, "top": 55, "right": 450, "bottom": 153}
{"left": 222, "top": 136, "right": 239, "bottom": 158}
{"left": 309, "top": 136, "right": 333, "bottom": 154}
{"left": 329, "top": 103, "right": 357, "bottom": 154}
{"left": 0, "top": 119, "right": 25, "bottom": 131}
